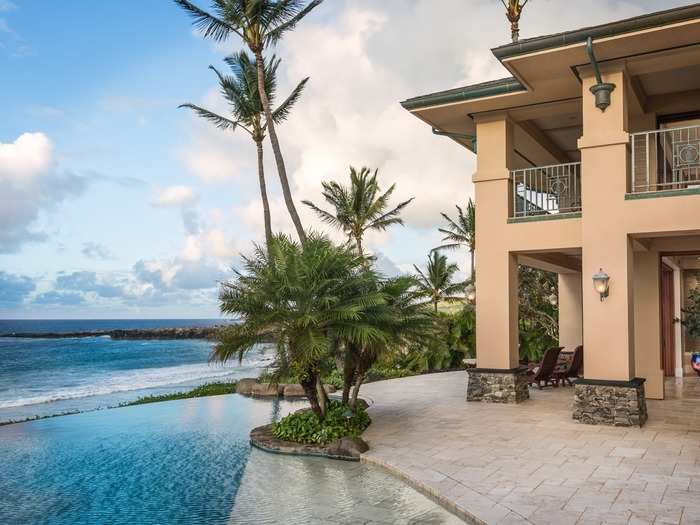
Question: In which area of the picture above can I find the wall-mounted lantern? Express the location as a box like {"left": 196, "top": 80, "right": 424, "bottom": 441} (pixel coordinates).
{"left": 465, "top": 283, "right": 476, "bottom": 303}
{"left": 592, "top": 268, "right": 610, "bottom": 301}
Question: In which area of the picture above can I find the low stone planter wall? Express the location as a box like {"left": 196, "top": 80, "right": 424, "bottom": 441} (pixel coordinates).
{"left": 236, "top": 378, "right": 337, "bottom": 399}
{"left": 250, "top": 423, "right": 369, "bottom": 461}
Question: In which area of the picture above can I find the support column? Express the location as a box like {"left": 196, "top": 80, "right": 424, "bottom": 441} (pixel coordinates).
{"left": 467, "top": 115, "right": 528, "bottom": 403}
{"left": 558, "top": 273, "right": 583, "bottom": 349}
{"left": 574, "top": 67, "right": 647, "bottom": 426}
{"left": 634, "top": 250, "right": 664, "bottom": 399}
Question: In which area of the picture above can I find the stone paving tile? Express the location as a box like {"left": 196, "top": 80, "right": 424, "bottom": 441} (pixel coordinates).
{"left": 359, "top": 372, "right": 700, "bottom": 524}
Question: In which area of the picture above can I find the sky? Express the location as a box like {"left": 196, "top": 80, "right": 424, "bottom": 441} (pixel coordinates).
{"left": 0, "top": 0, "right": 690, "bottom": 319}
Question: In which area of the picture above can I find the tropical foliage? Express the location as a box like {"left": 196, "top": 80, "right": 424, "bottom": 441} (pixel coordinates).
{"left": 434, "top": 199, "right": 475, "bottom": 282}
{"left": 272, "top": 400, "right": 370, "bottom": 444}
{"left": 518, "top": 266, "right": 558, "bottom": 362}
{"left": 175, "top": 0, "right": 324, "bottom": 243}
{"left": 413, "top": 252, "right": 464, "bottom": 312}
{"left": 214, "top": 233, "right": 382, "bottom": 419}
{"left": 179, "top": 51, "right": 307, "bottom": 246}
{"left": 682, "top": 285, "right": 700, "bottom": 339}
{"left": 302, "top": 166, "right": 413, "bottom": 257}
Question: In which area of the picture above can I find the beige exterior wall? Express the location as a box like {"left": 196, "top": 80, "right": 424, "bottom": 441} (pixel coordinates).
{"left": 471, "top": 64, "right": 700, "bottom": 396}
{"left": 558, "top": 273, "right": 583, "bottom": 350}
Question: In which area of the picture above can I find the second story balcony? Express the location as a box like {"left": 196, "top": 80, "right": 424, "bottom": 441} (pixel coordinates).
{"left": 630, "top": 123, "right": 700, "bottom": 195}
{"left": 511, "top": 162, "right": 581, "bottom": 219}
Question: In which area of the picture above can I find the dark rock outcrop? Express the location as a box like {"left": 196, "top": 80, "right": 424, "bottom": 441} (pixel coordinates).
{"left": 2, "top": 326, "right": 223, "bottom": 340}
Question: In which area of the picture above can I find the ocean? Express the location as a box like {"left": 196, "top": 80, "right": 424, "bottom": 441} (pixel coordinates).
{"left": 0, "top": 319, "right": 272, "bottom": 423}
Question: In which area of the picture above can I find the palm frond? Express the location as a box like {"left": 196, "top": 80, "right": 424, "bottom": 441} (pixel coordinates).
{"left": 265, "top": 0, "right": 324, "bottom": 46}
{"left": 272, "top": 77, "right": 308, "bottom": 123}
{"left": 178, "top": 103, "right": 250, "bottom": 134}
{"left": 173, "top": 0, "right": 236, "bottom": 41}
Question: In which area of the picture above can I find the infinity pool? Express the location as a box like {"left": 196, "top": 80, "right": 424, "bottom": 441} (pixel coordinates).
{"left": 0, "top": 394, "right": 462, "bottom": 525}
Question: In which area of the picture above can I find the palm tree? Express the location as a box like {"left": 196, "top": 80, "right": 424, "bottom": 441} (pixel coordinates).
{"left": 174, "top": 0, "right": 324, "bottom": 244}
{"left": 413, "top": 252, "right": 464, "bottom": 312}
{"left": 179, "top": 51, "right": 307, "bottom": 247}
{"left": 342, "top": 275, "right": 434, "bottom": 408}
{"left": 302, "top": 167, "right": 414, "bottom": 257}
{"left": 501, "top": 0, "right": 529, "bottom": 42}
{"left": 434, "top": 198, "right": 475, "bottom": 283}
{"left": 214, "top": 233, "right": 385, "bottom": 419}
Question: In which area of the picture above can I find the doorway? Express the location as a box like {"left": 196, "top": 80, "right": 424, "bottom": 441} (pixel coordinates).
{"left": 661, "top": 263, "right": 675, "bottom": 377}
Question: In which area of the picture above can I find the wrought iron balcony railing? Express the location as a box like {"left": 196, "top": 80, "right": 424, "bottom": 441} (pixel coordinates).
{"left": 630, "top": 125, "right": 700, "bottom": 193}
{"left": 511, "top": 162, "right": 581, "bottom": 218}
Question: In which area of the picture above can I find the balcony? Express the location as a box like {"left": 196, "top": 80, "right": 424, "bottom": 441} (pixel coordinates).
{"left": 630, "top": 125, "right": 700, "bottom": 195}
{"left": 510, "top": 162, "right": 582, "bottom": 219}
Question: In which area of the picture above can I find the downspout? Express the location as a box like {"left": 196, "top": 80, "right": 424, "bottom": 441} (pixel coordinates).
{"left": 586, "top": 36, "right": 616, "bottom": 112}
{"left": 432, "top": 127, "right": 477, "bottom": 152}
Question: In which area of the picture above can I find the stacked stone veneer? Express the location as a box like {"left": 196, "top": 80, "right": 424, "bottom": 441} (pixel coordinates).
{"left": 466, "top": 368, "right": 529, "bottom": 403}
{"left": 573, "top": 378, "right": 647, "bottom": 427}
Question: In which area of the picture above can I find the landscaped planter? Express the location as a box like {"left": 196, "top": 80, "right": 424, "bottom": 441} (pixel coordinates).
{"left": 250, "top": 424, "right": 369, "bottom": 461}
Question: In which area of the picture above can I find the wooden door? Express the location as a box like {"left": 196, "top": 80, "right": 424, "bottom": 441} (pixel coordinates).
{"left": 661, "top": 263, "right": 675, "bottom": 377}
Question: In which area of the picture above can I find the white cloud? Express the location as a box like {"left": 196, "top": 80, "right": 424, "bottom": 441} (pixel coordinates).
{"left": 81, "top": 241, "right": 115, "bottom": 260}
{"left": 152, "top": 185, "right": 198, "bottom": 207}
{"left": 0, "top": 132, "right": 86, "bottom": 253}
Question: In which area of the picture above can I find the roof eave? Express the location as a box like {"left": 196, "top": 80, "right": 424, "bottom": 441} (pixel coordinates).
{"left": 400, "top": 77, "right": 525, "bottom": 112}
{"left": 492, "top": 3, "right": 700, "bottom": 60}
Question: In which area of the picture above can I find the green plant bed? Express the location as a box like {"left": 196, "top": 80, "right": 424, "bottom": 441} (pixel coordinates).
{"left": 271, "top": 400, "right": 370, "bottom": 445}
{"left": 123, "top": 381, "right": 238, "bottom": 406}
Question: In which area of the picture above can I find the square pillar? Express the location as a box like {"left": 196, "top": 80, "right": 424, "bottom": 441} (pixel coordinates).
{"left": 469, "top": 115, "right": 527, "bottom": 403}
{"left": 634, "top": 250, "right": 664, "bottom": 399}
{"left": 575, "top": 67, "right": 646, "bottom": 425}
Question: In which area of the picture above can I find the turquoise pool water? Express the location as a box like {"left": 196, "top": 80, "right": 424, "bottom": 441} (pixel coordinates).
{"left": 0, "top": 394, "right": 304, "bottom": 525}
{"left": 0, "top": 394, "right": 463, "bottom": 525}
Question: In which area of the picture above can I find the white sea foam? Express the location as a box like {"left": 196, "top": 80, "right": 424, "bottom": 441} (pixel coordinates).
{"left": 0, "top": 354, "right": 274, "bottom": 409}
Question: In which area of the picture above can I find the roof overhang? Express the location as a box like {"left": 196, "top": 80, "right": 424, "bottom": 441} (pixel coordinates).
{"left": 401, "top": 3, "right": 700, "bottom": 153}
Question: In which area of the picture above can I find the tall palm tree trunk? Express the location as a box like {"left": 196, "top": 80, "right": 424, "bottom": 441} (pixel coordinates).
{"left": 255, "top": 139, "right": 273, "bottom": 247}
{"left": 470, "top": 250, "right": 475, "bottom": 283}
{"left": 254, "top": 51, "right": 306, "bottom": 244}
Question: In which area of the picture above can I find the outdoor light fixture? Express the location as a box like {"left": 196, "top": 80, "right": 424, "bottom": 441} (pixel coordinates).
{"left": 586, "top": 37, "right": 616, "bottom": 112}
{"left": 342, "top": 408, "right": 354, "bottom": 421}
{"left": 592, "top": 268, "right": 610, "bottom": 301}
{"left": 548, "top": 293, "right": 558, "bottom": 307}
{"left": 465, "top": 283, "right": 476, "bottom": 303}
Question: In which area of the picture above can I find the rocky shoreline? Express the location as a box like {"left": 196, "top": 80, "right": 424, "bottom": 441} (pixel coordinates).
{"left": 1, "top": 326, "right": 223, "bottom": 340}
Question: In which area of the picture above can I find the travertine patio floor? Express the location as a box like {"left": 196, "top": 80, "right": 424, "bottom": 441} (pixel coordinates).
{"left": 360, "top": 372, "right": 700, "bottom": 525}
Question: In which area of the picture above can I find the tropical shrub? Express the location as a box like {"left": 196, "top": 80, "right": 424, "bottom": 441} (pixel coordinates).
{"left": 683, "top": 286, "right": 700, "bottom": 339}
{"left": 214, "top": 233, "right": 384, "bottom": 420}
{"left": 272, "top": 400, "right": 371, "bottom": 444}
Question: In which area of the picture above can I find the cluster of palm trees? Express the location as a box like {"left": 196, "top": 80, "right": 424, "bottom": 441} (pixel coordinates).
{"left": 173, "top": 0, "right": 477, "bottom": 420}
{"left": 175, "top": 0, "right": 321, "bottom": 245}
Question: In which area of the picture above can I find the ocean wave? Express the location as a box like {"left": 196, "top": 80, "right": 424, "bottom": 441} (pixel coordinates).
{"left": 0, "top": 355, "right": 274, "bottom": 409}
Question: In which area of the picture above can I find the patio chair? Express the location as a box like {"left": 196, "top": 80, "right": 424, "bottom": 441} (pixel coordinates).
{"left": 555, "top": 345, "right": 583, "bottom": 386}
{"left": 527, "top": 346, "right": 563, "bottom": 389}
